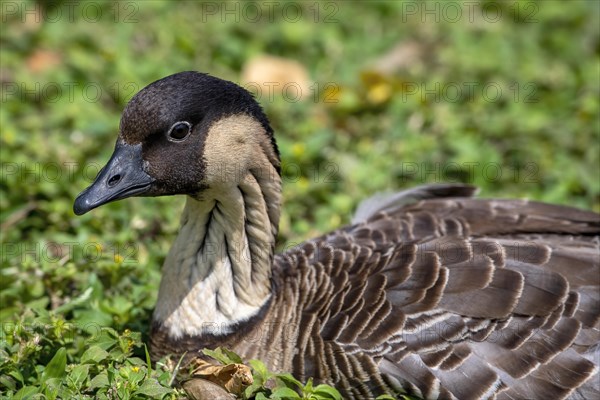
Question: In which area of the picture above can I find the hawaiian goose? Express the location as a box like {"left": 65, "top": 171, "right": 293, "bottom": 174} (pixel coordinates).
{"left": 74, "top": 71, "right": 600, "bottom": 399}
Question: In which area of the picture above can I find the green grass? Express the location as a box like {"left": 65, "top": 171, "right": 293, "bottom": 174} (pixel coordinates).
{"left": 1, "top": 0, "right": 599, "bottom": 398}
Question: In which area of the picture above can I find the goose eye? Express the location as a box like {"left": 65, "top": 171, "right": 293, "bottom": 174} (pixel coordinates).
{"left": 167, "top": 121, "right": 192, "bottom": 141}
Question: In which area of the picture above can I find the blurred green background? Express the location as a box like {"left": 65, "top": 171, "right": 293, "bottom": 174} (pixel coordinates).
{"left": 1, "top": 0, "right": 599, "bottom": 398}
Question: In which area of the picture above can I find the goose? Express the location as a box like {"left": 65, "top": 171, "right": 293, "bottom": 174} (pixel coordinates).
{"left": 74, "top": 71, "right": 600, "bottom": 400}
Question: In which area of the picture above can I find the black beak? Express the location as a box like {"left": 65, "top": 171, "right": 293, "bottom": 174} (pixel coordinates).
{"left": 73, "top": 142, "right": 154, "bottom": 215}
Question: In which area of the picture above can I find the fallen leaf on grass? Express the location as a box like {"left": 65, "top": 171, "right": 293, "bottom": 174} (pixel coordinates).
{"left": 191, "top": 358, "right": 253, "bottom": 395}
{"left": 26, "top": 50, "right": 62, "bottom": 73}
{"left": 241, "top": 55, "right": 311, "bottom": 101}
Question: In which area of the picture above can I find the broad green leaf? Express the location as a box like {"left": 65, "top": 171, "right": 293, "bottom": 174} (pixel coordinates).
{"left": 81, "top": 345, "right": 109, "bottom": 364}
{"left": 54, "top": 287, "right": 93, "bottom": 314}
{"left": 42, "top": 377, "right": 62, "bottom": 400}
{"left": 271, "top": 386, "right": 302, "bottom": 399}
{"left": 221, "top": 347, "right": 244, "bottom": 364}
{"left": 69, "top": 364, "right": 90, "bottom": 388}
{"left": 248, "top": 359, "right": 271, "bottom": 383}
{"left": 276, "top": 372, "right": 303, "bottom": 389}
{"left": 303, "top": 377, "right": 314, "bottom": 393}
{"left": 126, "top": 356, "right": 146, "bottom": 366}
{"left": 12, "top": 386, "right": 39, "bottom": 400}
{"left": 312, "top": 384, "right": 342, "bottom": 400}
{"left": 0, "top": 375, "right": 17, "bottom": 390}
{"left": 9, "top": 369, "right": 24, "bottom": 384}
{"left": 202, "top": 346, "right": 243, "bottom": 365}
{"left": 74, "top": 310, "right": 114, "bottom": 334}
{"left": 42, "top": 347, "right": 67, "bottom": 382}
{"left": 244, "top": 382, "right": 264, "bottom": 398}
{"left": 134, "top": 378, "right": 173, "bottom": 398}
{"left": 87, "top": 371, "right": 109, "bottom": 391}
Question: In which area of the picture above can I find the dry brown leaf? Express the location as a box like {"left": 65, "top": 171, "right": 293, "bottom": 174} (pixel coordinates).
{"left": 26, "top": 50, "right": 62, "bottom": 73}
{"left": 241, "top": 55, "right": 311, "bottom": 101}
{"left": 191, "top": 358, "right": 253, "bottom": 395}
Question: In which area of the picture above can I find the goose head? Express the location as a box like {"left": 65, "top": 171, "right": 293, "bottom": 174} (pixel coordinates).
{"left": 74, "top": 71, "right": 280, "bottom": 215}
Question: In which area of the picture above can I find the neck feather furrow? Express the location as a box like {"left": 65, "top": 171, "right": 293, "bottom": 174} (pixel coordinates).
{"left": 153, "top": 168, "right": 280, "bottom": 338}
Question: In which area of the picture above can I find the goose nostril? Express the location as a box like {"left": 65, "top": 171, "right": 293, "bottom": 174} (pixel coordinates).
{"left": 107, "top": 174, "right": 121, "bottom": 187}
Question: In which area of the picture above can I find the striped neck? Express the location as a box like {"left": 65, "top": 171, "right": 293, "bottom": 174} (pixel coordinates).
{"left": 152, "top": 168, "right": 281, "bottom": 338}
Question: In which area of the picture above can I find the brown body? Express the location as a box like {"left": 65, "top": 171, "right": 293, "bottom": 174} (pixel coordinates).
{"left": 75, "top": 72, "right": 599, "bottom": 400}
{"left": 151, "top": 191, "right": 600, "bottom": 400}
